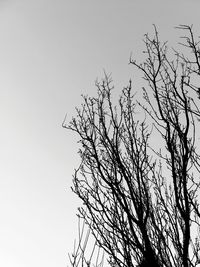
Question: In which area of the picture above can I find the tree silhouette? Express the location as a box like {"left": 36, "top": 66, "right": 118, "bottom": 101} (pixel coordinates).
{"left": 64, "top": 25, "right": 200, "bottom": 267}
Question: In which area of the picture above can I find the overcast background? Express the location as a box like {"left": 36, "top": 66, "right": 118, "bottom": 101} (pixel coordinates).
{"left": 0, "top": 0, "right": 200, "bottom": 266}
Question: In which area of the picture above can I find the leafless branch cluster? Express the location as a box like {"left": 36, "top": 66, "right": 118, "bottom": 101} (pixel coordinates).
{"left": 65, "top": 25, "right": 200, "bottom": 267}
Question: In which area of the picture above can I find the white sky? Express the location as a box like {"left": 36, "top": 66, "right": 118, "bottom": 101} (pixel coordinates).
{"left": 0, "top": 0, "right": 200, "bottom": 266}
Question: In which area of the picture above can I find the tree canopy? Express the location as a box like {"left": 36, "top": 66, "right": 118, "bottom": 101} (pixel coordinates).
{"left": 64, "top": 25, "right": 200, "bottom": 267}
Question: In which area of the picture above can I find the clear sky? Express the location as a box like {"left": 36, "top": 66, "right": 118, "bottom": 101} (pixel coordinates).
{"left": 0, "top": 0, "right": 200, "bottom": 266}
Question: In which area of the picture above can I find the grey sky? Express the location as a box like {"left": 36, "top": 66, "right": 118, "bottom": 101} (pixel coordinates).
{"left": 0, "top": 0, "right": 200, "bottom": 266}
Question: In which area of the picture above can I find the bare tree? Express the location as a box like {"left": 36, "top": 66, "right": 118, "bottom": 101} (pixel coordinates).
{"left": 64, "top": 25, "right": 200, "bottom": 267}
